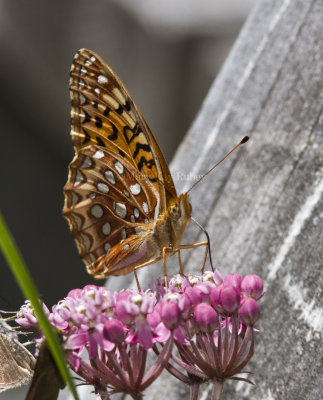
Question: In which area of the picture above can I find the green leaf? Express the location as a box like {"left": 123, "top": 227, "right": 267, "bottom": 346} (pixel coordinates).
{"left": 0, "top": 212, "right": 79, "bottom": 400}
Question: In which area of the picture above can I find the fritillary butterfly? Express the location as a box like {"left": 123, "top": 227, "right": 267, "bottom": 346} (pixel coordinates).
{"left": 63, "top": 49, "right": 248, "bottom": 281}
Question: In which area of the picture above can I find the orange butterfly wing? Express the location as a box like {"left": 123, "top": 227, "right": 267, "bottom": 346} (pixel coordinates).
{"left": 64, "top": 49, "right": 178, "bottom": 277}
{"left": 69, "top": 48, "right": 177, "bottom": 210}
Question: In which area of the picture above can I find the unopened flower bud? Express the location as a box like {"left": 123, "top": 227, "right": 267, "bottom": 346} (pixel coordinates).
{"left": 220, "top": 286, "right": 241, "bottom": 313}
{"left": 178, "top": 293, "right": 192, "bottom": 320}
{"left": 210, "top": 285, "right": 222, "bottom": 309}
{"left": 67, "top": 288, "right": 82, "bottom": 299}
{"left": 103, "top": 319, "right": 125, "bottom": 343}
{"left": 192, "top": 282, "right": 213, "bottom": 303}
{"left": 223, "top": 274, "right": 242, "bottom": 291}
{"left": 161, "top": 301, "right": 181, "bottom": 330}
{"left": 238, "top": 298, "right": 260, "bottom": 325}
{"left": 194, "top": 303, "right": 218, "bottom": 333}
{"left": 210, "top": 285, "right": 240, "bottom": 313}
{"left": 241, "top": 274, "right": 263, "bottom": 299}
{"left": 184, "top": 286, "right": 200, "bottom": 307}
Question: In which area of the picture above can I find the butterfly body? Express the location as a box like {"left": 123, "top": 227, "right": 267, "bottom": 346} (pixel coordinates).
{"left": 100, "top": 195, "right": 191, "bottom": 278}
{"left": 64, "top": 143, "right": 192, "bottom": 277}
{"left": 64, "top": 49, "right": 195, "bottom": 278}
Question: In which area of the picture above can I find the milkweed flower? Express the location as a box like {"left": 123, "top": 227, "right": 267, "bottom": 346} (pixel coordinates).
{"left": 16, "top": 270, "right": 263, "bottom": 400}
{"left": 152, "top": 270, "right": 263, "bottom": 400}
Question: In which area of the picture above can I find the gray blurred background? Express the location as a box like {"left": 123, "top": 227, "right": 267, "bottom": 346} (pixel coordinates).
{"left": 0, "top": 2, "right": 256, "bottom": 396}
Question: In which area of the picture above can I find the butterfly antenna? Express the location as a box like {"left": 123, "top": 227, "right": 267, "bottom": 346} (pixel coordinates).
{"left": 191, "top": 217, "right": 214, "bottom": 271}
{"left": 0, "top": 310, "right": 18, "bottom": 314}
{"left": 187, "top": 136, "right": 249, "bottom": 194}
{"left": 0, "top": 314, "right": 18, "bottom": 322}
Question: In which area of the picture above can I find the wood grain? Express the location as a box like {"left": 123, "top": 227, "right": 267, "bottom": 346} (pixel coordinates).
{"left": 144, "top": 0, "right": 323, "bottom": 399}
{"left": 73, "top": 0, "right": 323, "bottom": 399}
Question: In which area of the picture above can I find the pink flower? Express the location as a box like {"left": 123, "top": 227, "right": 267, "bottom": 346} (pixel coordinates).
{"left": 16, "top": 300, "right": 49, "bottom": 328}
{"left": 15, "top": 269, "right": 263, "bottom": 399}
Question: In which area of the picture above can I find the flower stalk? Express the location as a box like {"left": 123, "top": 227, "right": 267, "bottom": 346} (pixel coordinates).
{"left": 212, "top": 379, "right": 224, "bottom": 400}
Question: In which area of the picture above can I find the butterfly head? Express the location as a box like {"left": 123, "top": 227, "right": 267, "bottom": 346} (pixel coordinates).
{"left": 169, "top": 193, "right": 192, "bottom": 219}
{"left": 165, "top": 193, "right": 192, "bottom": 245}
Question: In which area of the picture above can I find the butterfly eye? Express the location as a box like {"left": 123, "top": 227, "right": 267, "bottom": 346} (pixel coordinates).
{"left": 169, "top": 204, "right": 181, "bottom": 220}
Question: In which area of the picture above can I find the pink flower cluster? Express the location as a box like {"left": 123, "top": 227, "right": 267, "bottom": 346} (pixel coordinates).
{"left": 16, "top": 271, "right": 263, "bottom": 400}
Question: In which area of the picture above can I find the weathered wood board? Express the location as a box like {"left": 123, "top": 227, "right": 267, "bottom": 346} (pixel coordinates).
{"left": 69, "top": 0, "right": 323, "bottom": 399}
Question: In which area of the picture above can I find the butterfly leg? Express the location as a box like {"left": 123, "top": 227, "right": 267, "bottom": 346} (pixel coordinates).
{"left": 162, "top": 246, "right": 173, "bottom": 290}
{"left": 132, "top": 246, "right": 172, "bottom": 290}
{"left": 178, "top": 241, "right": 208, "bottom": 274}
{"left": 133, "top": 270, "right": 141, "bottom": 291}
{"left": 177, "top": 250, "right": 184, "bottom": 276}
{"left": 200, "top": 241, "right": 209, "bottom": 275}
{"left": 133, "top": 256, "right": 163, "bottom": 291}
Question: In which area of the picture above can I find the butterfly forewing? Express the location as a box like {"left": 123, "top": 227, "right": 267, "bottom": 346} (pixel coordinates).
{"left": 69, "top": 49, "right": 177, "bottom": 210}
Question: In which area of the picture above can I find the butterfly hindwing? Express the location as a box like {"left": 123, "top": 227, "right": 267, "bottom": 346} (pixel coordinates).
{"left": 63, "top": 145, "right": 158, "bottom": 276}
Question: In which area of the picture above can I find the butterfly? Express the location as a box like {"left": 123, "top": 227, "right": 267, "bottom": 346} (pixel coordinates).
{"left": 63, "top": 49, "right": 248, "bottom": 282}
{"left": 0, "top": 315, "right": 35, "bottom": 392}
